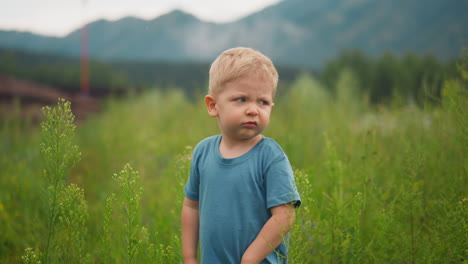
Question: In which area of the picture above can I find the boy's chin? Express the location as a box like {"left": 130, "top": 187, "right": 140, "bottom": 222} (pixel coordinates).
{"left": 239, "top": 132, "right": 264, "bottom": 141}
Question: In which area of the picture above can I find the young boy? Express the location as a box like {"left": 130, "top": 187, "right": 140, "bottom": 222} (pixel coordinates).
{"left": 181, "top": 47, "right": 301, "bottom": 264}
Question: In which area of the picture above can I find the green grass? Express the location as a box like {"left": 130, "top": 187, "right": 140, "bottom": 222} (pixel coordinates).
{"left": 0, "top": 68, "right": 466, "bottom": 263}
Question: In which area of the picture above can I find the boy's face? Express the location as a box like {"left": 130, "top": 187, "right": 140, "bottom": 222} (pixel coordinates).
{"left": 205, "top": 73, "right": 275, "bottom": 143}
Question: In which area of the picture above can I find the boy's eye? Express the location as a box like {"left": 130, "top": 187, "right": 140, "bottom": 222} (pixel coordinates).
{"left": 259, "top": 100, "right": 270, "bottom": 105}
{"left": 235, "top": 97, "right": 246, "bottom": 102}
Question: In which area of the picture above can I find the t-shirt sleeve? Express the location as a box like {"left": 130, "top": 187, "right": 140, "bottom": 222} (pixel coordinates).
{"left": 264, "top": 154, "right": 301, "bottom": 209}
{"left": 184, "top": 148, "right": 200, "bottom": 201}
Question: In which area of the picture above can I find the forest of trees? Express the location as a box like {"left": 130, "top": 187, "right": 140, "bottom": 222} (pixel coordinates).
{"left": 321, "top": 50, "right": 460, "bottom": 105}
{"left": 0, "top": 48, "right": 309, "bottom": 99}
{"left": 0, "top": 47, "right": 461, "bottom": 105}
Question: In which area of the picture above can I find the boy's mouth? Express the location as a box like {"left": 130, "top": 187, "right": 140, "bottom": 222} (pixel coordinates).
{"left": 242, "top": 121, "right": 257, "bottom": 128}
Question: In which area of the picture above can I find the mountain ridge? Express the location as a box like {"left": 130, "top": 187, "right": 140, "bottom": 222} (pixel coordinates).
{"left": 0, "top": 0, "right": 466, "bottom": 68}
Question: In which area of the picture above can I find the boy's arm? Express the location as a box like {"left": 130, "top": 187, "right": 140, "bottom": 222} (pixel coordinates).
{"left": 181, "top": 197, "right": 200, "bottom": 264}
{"left": 241, "top": 203, "right": 296, "bottom": 264}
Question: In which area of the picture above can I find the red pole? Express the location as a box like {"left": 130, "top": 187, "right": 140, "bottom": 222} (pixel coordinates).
{"left": 80, "top": 1, "right": 89, "bottom": 95}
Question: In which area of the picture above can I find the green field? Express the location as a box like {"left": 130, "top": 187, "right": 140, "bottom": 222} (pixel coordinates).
{"left": 1, "top": 69, "right": 466, "bottom": 263}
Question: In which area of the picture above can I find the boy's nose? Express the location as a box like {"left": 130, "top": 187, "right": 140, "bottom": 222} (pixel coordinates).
{"left": 245, "top": 104, "right": 259, "bottom": 115}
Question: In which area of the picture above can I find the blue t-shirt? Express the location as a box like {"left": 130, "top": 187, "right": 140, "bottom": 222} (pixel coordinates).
{"left": 184, "top": 135, "right": 301, "bottom": 264}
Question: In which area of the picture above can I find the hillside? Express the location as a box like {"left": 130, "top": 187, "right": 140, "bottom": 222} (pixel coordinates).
{"left": 0, "top": 0, "right": 466, "bottom": 68}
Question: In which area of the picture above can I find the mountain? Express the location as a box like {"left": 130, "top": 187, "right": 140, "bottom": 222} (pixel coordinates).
{"left": 0, "top": 0, "right": 466, "bottom": 68}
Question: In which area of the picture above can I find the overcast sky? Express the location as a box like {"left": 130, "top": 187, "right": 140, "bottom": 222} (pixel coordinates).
{"left": 1, "top": 0, "right": 281, "bottom": 37}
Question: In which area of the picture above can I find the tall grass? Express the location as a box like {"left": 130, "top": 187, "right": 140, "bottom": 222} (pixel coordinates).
{"left": 0, "top": 65, "right": 466, "bottom": 263}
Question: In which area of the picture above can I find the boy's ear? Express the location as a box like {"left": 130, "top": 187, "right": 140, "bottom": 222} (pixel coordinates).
{"left": 205, "top": 95, "right": 218, "bottom": 117}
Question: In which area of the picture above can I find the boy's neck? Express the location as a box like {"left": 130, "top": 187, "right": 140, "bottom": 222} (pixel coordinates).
{"left": 219, "top": 134, "right": 263, "bottom": 159}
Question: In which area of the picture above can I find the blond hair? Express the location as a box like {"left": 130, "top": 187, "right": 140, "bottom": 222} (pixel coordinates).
{"left": 208, "top": 47, "right": 279, "bottom": 96}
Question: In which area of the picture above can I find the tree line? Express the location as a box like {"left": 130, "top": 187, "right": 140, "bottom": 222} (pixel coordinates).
{"left": 321, "top": 49, "right": 460, "bottom": 105}
{"left": 0, "top": 47, "right": 461, "bottom": 105}
{"left": 0, "top": 48, "right": 308, "bottom": 99}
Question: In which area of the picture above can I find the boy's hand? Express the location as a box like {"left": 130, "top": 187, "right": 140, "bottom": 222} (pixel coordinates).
{"left": 241, "top": 203, "right": 296, "bottom": 263}
{"left": 184, "top": 258, "right": 198, "bottom": 264}
{"left": 240, "top": 258, "right": 259, "bottom": 264}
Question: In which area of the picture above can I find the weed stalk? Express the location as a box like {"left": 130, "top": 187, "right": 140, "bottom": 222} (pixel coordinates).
{"left": 39, "top": 99, "right": 81, "bottom": 263}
